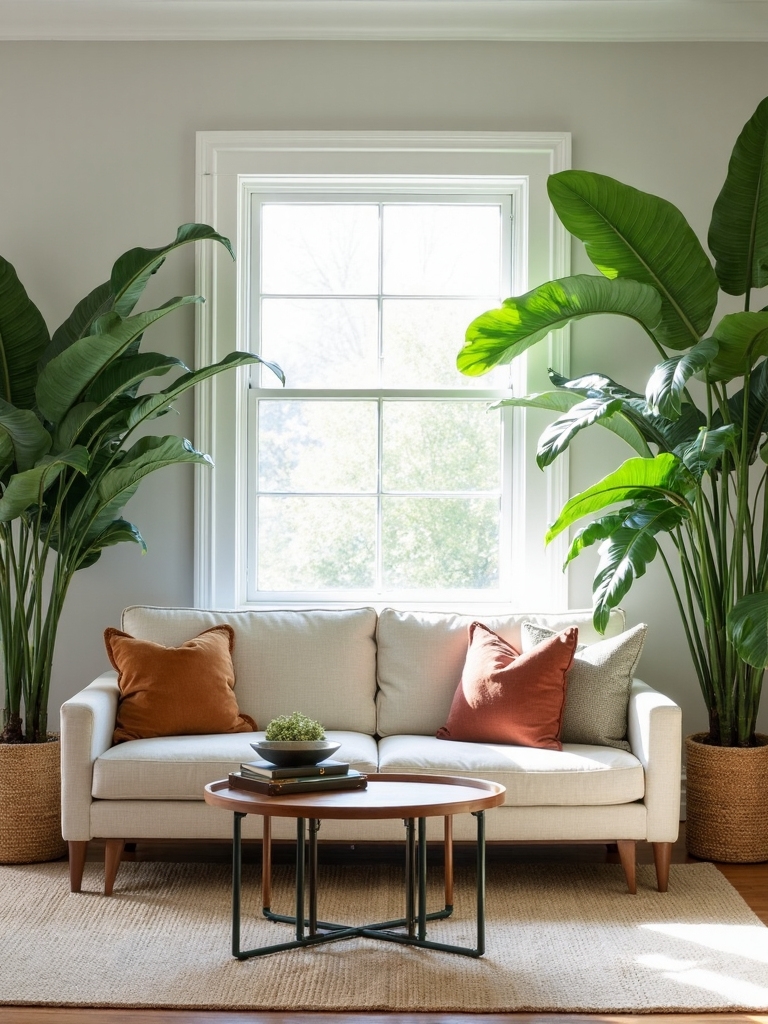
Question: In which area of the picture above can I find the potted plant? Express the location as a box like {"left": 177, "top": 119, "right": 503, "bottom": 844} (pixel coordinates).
{"left": 0, "top": 223, "right": 282, "bottom": 862}
{"left": 457, "top": 97, "right": 768, "bottom": 862}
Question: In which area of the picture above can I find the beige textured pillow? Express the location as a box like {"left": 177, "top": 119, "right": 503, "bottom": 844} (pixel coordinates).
{"left": 521, "top": 621, "right": 647, "bottom": 750}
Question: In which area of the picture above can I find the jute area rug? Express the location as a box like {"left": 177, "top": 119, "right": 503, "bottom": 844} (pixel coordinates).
{"left": 1, "top": 860, "right": 767, "bottom": 1012}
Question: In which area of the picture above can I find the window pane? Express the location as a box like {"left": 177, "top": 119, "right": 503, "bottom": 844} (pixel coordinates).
{"left": 261, "top": 204, "right": 379, "bottom": 295}
{"left": 258, "top": 401, "right": 378, "bottom": 493}
{"left": 260, "top": 298, "right": 379, "bottom": 388}
{"left": 382, "top": 205, "right": 501, "bottom": 296}
{"left": 382, "top": 401, "right": 500, "bottom": 492}
{"left": 382, "top": 298, "right": 507, "bottom": 389}
{"left": 382, "top": 497, "right": 499, "bottom": 589}
{"left": 258, "top": 496, "right": 376, "bottom": 589}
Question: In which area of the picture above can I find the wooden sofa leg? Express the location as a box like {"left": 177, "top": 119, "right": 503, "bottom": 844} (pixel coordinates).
{"left": 68, "top": 841, "right": 88, "bottom": 892}
{"left": 617, "top": 840, "right": 637, "bottom": 894}
{"left": 104, "top": 839, "right": 125, "bottom": 896}
{"left": 652, "top": 841, "right": 672, "bottom": 892}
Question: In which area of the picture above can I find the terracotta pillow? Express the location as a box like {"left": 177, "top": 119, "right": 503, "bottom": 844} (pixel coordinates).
{"left": 436, "top": 621, "right": 578, "bottom": 750}
{"left": 105, "top": 624, "right": 257, "bottom": 744}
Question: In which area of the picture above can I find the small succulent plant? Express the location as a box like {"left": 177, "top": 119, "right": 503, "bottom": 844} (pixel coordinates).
{"left": 264, "top": 712, "right": 325, "bottom": 741}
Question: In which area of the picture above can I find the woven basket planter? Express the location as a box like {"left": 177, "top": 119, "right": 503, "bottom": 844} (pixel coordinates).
{"left": 0, "top": 736, "right": 67, "bottom": 863}
{"left": 685, "top": 732, "right": 768, "bottom": 863}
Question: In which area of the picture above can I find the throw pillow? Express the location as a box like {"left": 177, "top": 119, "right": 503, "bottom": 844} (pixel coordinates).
{"left": 436, "top": 621, "right": 578, "bottom": 750}
{"left": 521, "top": 621, "right": 648, "bottom": 750}
{"left": 105, "top": 624, "right": 257, "bottom": 743}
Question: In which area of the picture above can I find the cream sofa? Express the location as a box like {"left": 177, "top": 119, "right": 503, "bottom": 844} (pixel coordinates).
{"left": 61, "top": 605, "right": 682, "bottom": 895}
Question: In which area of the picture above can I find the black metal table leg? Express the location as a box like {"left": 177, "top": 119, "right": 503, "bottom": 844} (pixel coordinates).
{"left": 474, "top": 809, "right": 486, "bottom": 956}
{"left": 309, "top": 818, "right": 319, "bottom": 935}
{"left": 232, "top": 811, "right": 245, "bottom": 959}
{"left": 418, "top": 817, "right": 427, "bottom": 941}
{"left": 295, "top": 817, "right": 305, "bottom": 941}
{"left": 404, "top": 817, "right": 415, "bottom": 937}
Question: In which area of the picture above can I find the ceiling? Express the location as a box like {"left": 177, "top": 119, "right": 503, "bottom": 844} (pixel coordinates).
{"left": 0, "top": 0, "right": 766, "bottom": 41}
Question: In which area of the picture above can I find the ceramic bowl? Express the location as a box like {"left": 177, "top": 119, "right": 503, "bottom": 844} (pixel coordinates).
{"left": 250, "top": 739, "right": 341, "bottom": 767}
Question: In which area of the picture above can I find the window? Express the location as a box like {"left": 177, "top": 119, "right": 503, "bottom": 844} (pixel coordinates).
{"left": 196, "top": 133, "right": 570, "bottom": 610}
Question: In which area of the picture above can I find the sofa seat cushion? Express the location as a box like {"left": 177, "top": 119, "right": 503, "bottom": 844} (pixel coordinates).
{"left": 377, "top": 735, "right": 644, "bottom": 807}
{"left": 92, "top": 731, "right": 378, "bottom": 801}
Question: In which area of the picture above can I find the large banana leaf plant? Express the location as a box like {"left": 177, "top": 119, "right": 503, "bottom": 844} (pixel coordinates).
{"left": 0, "top": 224, "right": 282, "bottom": 743}
{"left": 458, "top": 97, "right": 768, "bottom": 747}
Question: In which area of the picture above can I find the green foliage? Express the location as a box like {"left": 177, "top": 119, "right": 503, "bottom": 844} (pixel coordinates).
{"left": 0, "top": 225, "right": 282, "bottom": 743}
{"left": 265, "top": 713, "right": 326, "bottom": 741}
{"left": 457, "top": 97, "right": 768, "bottom": 747}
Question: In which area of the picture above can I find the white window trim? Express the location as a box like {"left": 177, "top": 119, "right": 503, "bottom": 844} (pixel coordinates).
{"left": 195, "top": 130, "right": 571, "bottom": 611}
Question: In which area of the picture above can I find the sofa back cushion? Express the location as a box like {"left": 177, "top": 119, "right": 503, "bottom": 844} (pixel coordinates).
{"left": 375, "top": 608, "right": 626, "bottom": 737}
{"left": 122, "top": 606, "right": 378, "bottom": 735}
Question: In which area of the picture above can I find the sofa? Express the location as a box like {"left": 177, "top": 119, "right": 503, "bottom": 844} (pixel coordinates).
{"left": 60, "top": 605, "right": 682, "bottom": 896}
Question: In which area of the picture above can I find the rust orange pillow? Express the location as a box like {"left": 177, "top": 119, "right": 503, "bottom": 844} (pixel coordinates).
{"left": 105, "top": 624, "right": 257, "bottom": 744}
{"left": 436, "top": 621, "right": 578, "bottom": 750}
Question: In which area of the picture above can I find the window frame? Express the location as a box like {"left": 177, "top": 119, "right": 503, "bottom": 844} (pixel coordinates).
{"left": 195, "top": 131, "right": 571, "bottom": 612}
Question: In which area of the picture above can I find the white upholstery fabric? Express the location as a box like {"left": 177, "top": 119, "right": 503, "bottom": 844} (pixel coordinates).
{"left": 89, "top": 799, "right": 647, "bottom": 843}
{"left": 375, "top": 607, "right": 626, "bottom": 737}
{"left": 628, "top": 679, "right": 682, "bottom": 842}
{"left": 121, "top": 605, "right": 378, "bottom": 734}
{"left": 92, "top": 731, "right": 378, "bottom": 800}
{"left": 377, "top": 735, "right": 644, "bottom": 806}
{"left": 60, "top": 672, "right": 120, "bottom": 841}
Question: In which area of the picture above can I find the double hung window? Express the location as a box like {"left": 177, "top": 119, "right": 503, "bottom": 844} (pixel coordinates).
{"left": 196, "top": 133, "right": 570, "bottom": 610}
{"left": 250, "top": 193, "right": 515, "bottom": 602}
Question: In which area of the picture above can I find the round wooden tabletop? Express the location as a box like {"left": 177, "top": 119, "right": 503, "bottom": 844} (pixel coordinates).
{"left": 204, "top": 772, "right": 506, "bottom": 820}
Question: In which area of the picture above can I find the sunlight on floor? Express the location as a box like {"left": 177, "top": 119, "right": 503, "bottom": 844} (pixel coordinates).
{"left": 637, "top": 924, "right": 768, "bottom": 1006}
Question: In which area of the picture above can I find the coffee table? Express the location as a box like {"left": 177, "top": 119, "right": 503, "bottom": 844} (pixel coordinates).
{"left": 204, "top": 772, "right": 505, "bottom": 959}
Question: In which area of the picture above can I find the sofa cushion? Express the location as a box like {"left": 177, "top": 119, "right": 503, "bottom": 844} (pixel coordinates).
{"left": 105, "top": 625, "right": 257, "bottom": 744}
{"left": 436, "top": 623, "right": 577, "bottom": 750}
{"left": 122, "top": 606, "right": 378, "bottom": 734}
{"left": 376, "top": 608, "right": 626, "bottom": 737}
{"left": 522, "top": 621, "right": 648, "bottom": 751}
{"left": 92, "top": 731, "right": 379, "bottom": 800}
{"left": 377, "top": 735, "right": 644, "bottom": 807}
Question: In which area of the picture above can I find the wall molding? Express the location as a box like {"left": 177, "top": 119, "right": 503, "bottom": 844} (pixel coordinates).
{"left": 2, "top": 1, "right": 768, "bottom": 42}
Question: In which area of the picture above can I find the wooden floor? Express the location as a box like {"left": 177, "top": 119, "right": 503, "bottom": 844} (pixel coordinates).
{"left": 2, "top": 824, "right": 767, "bottom": 1024}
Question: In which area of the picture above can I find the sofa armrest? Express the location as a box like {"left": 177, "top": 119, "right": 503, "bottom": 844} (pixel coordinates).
{"left": 627, "top": 677, "right": 682, "bottom": 842}
{"left": 60, "top": 672, "right": 119, "bottom": 841}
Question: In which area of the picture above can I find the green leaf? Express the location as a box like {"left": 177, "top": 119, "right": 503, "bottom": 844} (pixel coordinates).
{"left": 0, "top": 399, "right": 51, "bottom": 471}
{"left": 41, "top": 280, "right": 114, "bottom": 372}
{"left": 85, "top": 352, "right": 188, "bottom": 405}
{"left": 720, "top": 358, "right": 768, "bottom": 456}
{"left": 727, "top": 591, "right": 768, "bottom": 668}
{"left": 0, "top": 447, "right": 89, "bottom": 522}
{"left": 535, "top": 397, "right": 624, "bottom": 468}
{"left": 458, "top": 275, "right": 662, "bottom": 375}
{"left": 497, "top": 389, "right": 653, "bottom": 458}
{"left": 646, "top": 337, "right": 719, "bottom": 417}
{"left": 0, "top": 256, "right": 50, "bottom": 408}
{"left": 709, "top": 97, "right": 768, "bottom": 295}
{"left": 705, "top": 312, "right": 768, "bottom": 382}
{"left": 53, "top": 403, "right": 99, "bottom": 452}
{"left": 548, "top": 170, "right": 719, "bottom": 350}
{"left": 76, "top": 518, "right": 147, "bottom": 570}
{"left": 0, "top": 431, "right": 13, "bottom": 475}
{"left": 545, "top": 453, "right": 693, "bottom": 544}
{"left": 95, "top": 435, "right": 212, "bottom": 510}
{"left": 110, "top": 224, "right": 235, "bottom": 318}
{"left": 591, "top": 498, "right": 687, "bottom": 632}
{"left": 125, "top": 351, "right": 284, "bottom": 430}
{"left": 680, "top": 425, "right": 738, "bottom": 478}
{"left": 35, "top": 297, "right": 200, "bottom": 424}
{"left": 563, "top": 512, "right": 626, "bottom": 567}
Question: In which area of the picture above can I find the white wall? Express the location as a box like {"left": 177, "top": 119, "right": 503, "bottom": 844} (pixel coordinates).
{"left": 0, "top": 40, "right": 766, "bottom": 736}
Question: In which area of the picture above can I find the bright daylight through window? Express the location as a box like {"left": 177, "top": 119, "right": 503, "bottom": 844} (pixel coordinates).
{"left": 249, "top": 196, "right": 513, "bottom": 600}
{"left": 195, "top": 132, "right": 570, "bottom": 611}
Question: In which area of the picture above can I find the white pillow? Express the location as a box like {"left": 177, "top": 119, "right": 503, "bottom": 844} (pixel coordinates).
{"left": 521, "top": 622, "right": 647, "bottom": 750}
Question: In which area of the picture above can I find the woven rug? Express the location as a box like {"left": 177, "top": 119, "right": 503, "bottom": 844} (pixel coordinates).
{"left": 1, "top": 860, "right": 767, "bottom": 1012}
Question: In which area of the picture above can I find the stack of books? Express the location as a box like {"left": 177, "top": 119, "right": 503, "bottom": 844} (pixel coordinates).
{"left": 228, "top": 757, "right": 367, "bottom": 796}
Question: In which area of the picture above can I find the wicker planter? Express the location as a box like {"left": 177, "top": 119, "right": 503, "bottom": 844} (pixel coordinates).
{"left": 0, "top": 736, "right": 67, "bottom": 863}
{"left": 685, "top": 732, "right": 768, "bottom": 863}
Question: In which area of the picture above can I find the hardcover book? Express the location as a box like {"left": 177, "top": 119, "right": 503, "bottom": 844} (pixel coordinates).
{"left": 228, "top": 769, "right": 367, "bottom": 797}
{"left": 239, "top": 758, "right": 350, "bottom": 780}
